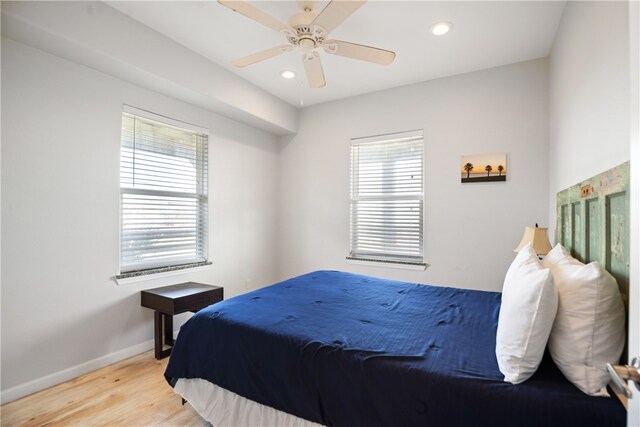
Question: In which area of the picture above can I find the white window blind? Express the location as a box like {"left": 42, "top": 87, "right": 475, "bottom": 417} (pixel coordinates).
{"left": 119, "top": 109, "right": 209, "bottom": 274}
{"left": 349, "top": 130, "right": 424, "bottom": 264}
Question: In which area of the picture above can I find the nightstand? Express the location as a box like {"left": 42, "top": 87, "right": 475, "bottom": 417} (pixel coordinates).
{"left": 141, "top": 282, "right": 224, "bottom": 359}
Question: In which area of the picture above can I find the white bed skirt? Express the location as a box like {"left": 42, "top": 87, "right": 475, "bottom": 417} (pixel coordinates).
{"left": 174, "top": 378, "right": 324, "bottom": 427}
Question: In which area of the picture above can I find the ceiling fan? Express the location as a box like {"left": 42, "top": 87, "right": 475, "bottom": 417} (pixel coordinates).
{"left": 218, "top": 0, "right": 396, "bottom": 88}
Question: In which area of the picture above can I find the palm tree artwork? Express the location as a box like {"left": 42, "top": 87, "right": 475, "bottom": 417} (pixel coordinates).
{"left": 461, "top": 153, "right": 506, "bottom": 183}
{"left": 464, "top": 163, "right": 474, "bottom": 178}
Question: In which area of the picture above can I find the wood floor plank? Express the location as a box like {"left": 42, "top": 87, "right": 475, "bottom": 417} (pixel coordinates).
{"left": 1, "top": 351, "right": 210, "bottom": 427}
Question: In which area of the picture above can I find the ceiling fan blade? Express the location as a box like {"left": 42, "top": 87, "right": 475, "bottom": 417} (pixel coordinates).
{"left": 218, "top": 0, "right": 292, "bottom": 32}
{"left": 324, "top": 39, "right": 395, "bottom": 65}
{"left": 303, "top": 54, "right": 326, "bottom": 88}
{"left": 312, "top": 0, "right": 366, "bottom": 34}
{"left": 231, "top": 45, "right": 291, "bottom": 68}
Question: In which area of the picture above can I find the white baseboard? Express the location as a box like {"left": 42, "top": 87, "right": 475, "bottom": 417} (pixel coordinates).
{"left": 1, "top": 331, "right": 179, "bottom": 404}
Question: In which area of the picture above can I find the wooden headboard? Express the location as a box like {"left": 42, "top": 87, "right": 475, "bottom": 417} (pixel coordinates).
{"left": 556, "top": 161, "right": 630, "bottom": 306}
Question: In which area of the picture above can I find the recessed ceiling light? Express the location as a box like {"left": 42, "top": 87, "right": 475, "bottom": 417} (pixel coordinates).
{"left": 280, "top": 70, "right": 296, "bottom": 79}
{"left": 430, "top": 22, "right": 452, "bottom": 36}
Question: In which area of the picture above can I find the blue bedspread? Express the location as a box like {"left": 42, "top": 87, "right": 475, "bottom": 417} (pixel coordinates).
{"left": 165, "top": 270, "right": 625, "bottom": 426}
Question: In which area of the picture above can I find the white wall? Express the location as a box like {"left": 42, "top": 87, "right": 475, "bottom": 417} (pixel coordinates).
{"left": 0, "top": 38, "right": 280, "bottom": 401}
{"left": 548, "top": 1, "right": 630, "bottom": 236}
{"left": 277, "top": 59, "right": 549, "bottom": 292}
{"left": 1, "top": 1, "right": 298, "bottom": 135}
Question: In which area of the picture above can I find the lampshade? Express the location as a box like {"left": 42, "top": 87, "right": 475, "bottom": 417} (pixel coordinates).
{"left": 514, "top": 225, "right": 553, "bottom": 255}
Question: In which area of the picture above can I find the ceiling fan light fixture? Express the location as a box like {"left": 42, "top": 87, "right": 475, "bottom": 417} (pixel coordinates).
{"left": 280, "top": 70, "right": 297, "bottom": 79}
{"left": 430, "top": 21, "right": 452, "bottom": 36}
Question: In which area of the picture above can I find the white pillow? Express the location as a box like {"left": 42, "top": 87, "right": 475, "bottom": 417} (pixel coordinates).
{"left": 496, "top": 243, "right": 557, "bottom": 384}
{"left": 542, "top": 244, "right": 625, "bottom": 396}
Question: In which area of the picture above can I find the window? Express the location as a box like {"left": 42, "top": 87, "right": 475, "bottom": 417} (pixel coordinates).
{"left": 118, "top": 107, "right": 209, "bottom": 277}
{"left": 348, "top": 130, "right": 425, "bottom": 266}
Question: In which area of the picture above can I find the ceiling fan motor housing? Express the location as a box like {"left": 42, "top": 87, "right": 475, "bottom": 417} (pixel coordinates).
{"left": 285, "top": 2, "right": 328, "bottom": 53}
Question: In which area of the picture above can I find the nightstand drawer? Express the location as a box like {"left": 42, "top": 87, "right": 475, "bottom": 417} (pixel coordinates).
{"left": 174, "top": 286, "right": 223, "bottom": 314}
{"left": 141, "top": 282, "right": 224, "bottom": 314}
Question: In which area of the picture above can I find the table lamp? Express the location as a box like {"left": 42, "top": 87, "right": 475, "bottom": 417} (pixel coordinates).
{"left": 514, "top": 223, "right": 553, "bottom": 256}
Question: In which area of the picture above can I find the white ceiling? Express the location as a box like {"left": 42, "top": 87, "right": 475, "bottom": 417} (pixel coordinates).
{"left": 107, "top": 1, "right": 566, "bottom": 108}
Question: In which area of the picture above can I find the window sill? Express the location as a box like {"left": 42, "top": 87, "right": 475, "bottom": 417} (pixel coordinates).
{"left": 346, "top": 257, "right": 428, "bottom": 271}
{"left": 115, "top": 262, "right": 212, "bottom": 285}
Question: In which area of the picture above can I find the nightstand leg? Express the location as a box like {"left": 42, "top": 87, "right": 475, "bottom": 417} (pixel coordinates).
{"left": 164, "top": 314, "right": 174, "bottom": 347}
{"left": 153, "top": 311, "right": 174, "bottom": 359}
{"left": 154, "top": 311, "right": 163, "bottom": 359}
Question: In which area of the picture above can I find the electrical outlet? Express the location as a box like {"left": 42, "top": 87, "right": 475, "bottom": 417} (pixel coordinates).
{"left": 246, "top": 279, "right": 252, "bottom": 289}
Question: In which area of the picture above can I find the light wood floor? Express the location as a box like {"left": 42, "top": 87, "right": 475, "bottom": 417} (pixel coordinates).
{"left": 1, "top": 351, "right": 210, "bottom": 427}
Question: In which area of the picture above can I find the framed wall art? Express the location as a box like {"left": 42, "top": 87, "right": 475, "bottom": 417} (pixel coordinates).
{"left": 461, "top": 153, "right": 507, "bottom": 183}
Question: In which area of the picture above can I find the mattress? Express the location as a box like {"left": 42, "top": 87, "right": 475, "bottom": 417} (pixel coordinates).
{"left": 165, "top": 270, "right": 625, "bottom": 426}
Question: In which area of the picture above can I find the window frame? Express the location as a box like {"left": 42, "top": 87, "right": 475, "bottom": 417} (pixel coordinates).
{"left": 347, "top": 129, "right": 427, "bottom": 269}
{"left": 116, "top": 105, "right": 211, "bottom": 281}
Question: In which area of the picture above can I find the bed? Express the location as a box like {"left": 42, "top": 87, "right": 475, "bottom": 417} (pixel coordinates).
{"left": 164, "top": 163, "right": 629, "bottom": 426}
{"left": 165, "top": 270, "right": 625, "bottom": 427}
